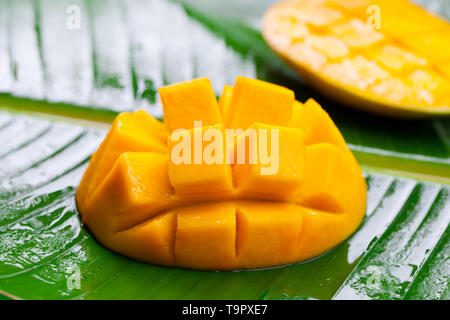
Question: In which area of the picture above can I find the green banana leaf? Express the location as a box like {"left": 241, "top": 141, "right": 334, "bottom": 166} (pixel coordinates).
{"left": 0, "top": 0, "right": 449, "bottom": 300}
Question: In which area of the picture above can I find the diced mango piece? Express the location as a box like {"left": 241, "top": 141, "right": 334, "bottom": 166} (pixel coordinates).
{"left": 175, "top": 203, "right": 237, "bottom": 270}
{"left": 233, "top": 123, "right": 305, "bottom": 201}
{"left": 76, "top": 111, "right": 167, "bottom": 215}
{"left": 291, "top": 99, "right": 348, "bottom": 151}
{"left": 295, "top": 208, "right": 349, "bottom": 261}
{"left": 236, "top": 202, "right": 303, "bottom": 268}
{"left": 159, "top": 78, "right": 222, "bottom": 133}
{"left": 296, "top": 143, "right": 359, "bottom": 213}
{"left": 108, "top": 212, "right": 177, "bottom": 266}
{"left": 291, "top": 99, "right": 364, "bottom": 199}
{"left": 168, "top": 124, "right": 233, "bottom": 196}
{"left": 218, "top": 85, "right": 233, "bottom": 120}
{"left": 330, "top": 19, "right": 384, "bottom": 49}
{"left": 226, "top": 76, "right": 295, "bottom": 130}
{"left": 85, "top": 152, "right": 173, "bottom": 232}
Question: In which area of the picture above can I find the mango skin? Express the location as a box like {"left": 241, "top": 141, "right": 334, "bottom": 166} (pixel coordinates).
{"left": 77, "top": 76, "right": 366, "bottom": 270}
{"left": 262, "top": 0, "right": 450, "bottom": 118}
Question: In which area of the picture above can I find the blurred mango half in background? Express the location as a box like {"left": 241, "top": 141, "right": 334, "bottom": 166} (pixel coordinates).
{"left": 263, "top": 0, "right": 450, "bottom": 118}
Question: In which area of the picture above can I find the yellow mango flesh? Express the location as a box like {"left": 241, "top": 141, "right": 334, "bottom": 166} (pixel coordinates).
{"left": 233, "top": 123, "right": 305, "bottom": 201}
{"left": 105, "top": 212, "right": 177, "bottom": 266}
{"left": 85, "top": 152, "right": 174, "bottom": 232}
{"left": 77, "top": 76, "right": 366, "bottom": 270}
{"left": 292, "top": 99, "right": 346, "bottom": 150}
{"left": 76, "top": 111, "right": 167, "bottom": 216}
{"left": 158, "top": 77, "right": 222, "bottom": 133}
{"left": 226, "top": 76, "right": 295, "bottom": 129}
{"left": 296, "top": 143, "right": 362, "bottom": 214}
{"left": 236, "top": 202, "right": 304, "bottom": 268}
{"left": 175, "top": 203, "right": 237, "bottom": 270}
{"left": 263, "top": 0, "right": 450, "bottom": 117}
{"left": 167, "top": 124, "right": 233, "bottom": 197}
{"left": 218, "top": 84, "right": 233, "bottom": 119}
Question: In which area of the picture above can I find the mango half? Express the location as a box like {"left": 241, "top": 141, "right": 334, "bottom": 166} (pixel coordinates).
{"left": 263, "top": 0, "right": 450, "bottom": 118}
{"left": 76, "top": 77, "right": 366, "bottom": 270}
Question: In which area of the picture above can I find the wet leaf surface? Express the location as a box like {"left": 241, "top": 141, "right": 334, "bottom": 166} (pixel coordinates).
{"left": 0, "top": 111, "right": 448, "bottom": 300}
{"left": 0, "top": 0, "right": 449, "bottom": 299}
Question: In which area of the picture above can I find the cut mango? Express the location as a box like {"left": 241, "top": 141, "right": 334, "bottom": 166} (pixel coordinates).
{"left": 77, "top": 76, "right": 366, "bottom": 270}
{"left": 292, "top": 98, "right": 347, "bottom": 151}
{"left": 76, "top": 111, "right": 167, "bottom": 216}
{"left": 218, "top": 84, "right": 233, "bottom": 120}
{"left": 226, "top": 76, "right": 295, "bottom": 129}
{"left": 233, "top": 123, "right": 305, "bottom": 201}
{"left": 167, "top": 124, "right": 233, "bottom": 197}
{"left": 296, "top": 143, "right": 363, "bottom": 214}
{"left": 175, "top": 203, "right": 237, "bottom": 270}
{"left": 159, "top": 77, "right": 222, "bottom": 133}
{"left": 105, "top": 212, "right": 177, "bottom": 266}
{"left": 263, "top": 0, "right": 450, "bottom": 117}
{"left": 85, "top": 152, "right": 174, "bottom": 232}
{"left": 236, "top": 202, "right": 303, "bottom": 268}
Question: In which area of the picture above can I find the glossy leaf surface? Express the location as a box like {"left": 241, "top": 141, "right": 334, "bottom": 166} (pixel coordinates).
{"left": 0, "top": 0, "right": 448, "bottom": 299}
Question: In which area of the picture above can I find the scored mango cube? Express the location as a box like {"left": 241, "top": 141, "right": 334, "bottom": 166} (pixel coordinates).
{"left": 226, "top": 76, "right": 295, "bottom": 129}
{"left": 111, "top": 212, "right": 177, "bottom": 266}
{"left": 85, "top": 152, "right": 174, "bottom": 232}
{"left": 233, "top": 123, "right": 305, "bottom": 200}
{"left": 236, "top": 202, "right": 304, "bottom": 268}
{"left": 168, "top": 124, "right": 233, "bottom": 196}
{"left": 175, "top": 203, "right": 237, "bottom": 270}
{"left": 296, "top": 143, "right": 359, "bottom": 214}
{"left": 291, "top": 99, "right": 348, "bottom": 151}
{"left": 76, "top": 111, "right": 167, "bottom": 215}
{"left": 159, "top": 77, "right": 222, "bottom": 133}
